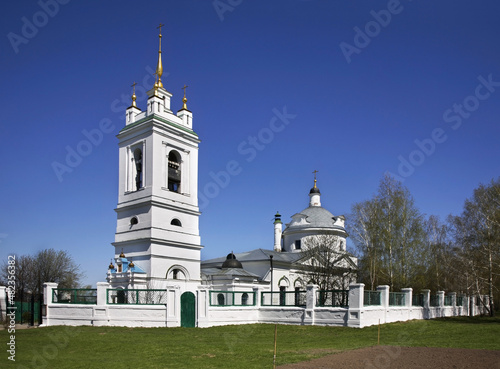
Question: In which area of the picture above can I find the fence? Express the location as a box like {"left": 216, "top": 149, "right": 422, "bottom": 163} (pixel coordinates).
{"left": 389, "top": 292, "right": 405, "bottom": 306}
{"left": 444, "top": 295, "right": 453, "bottom": 306}
{"left": 317, "top": 290, "right": 348, "bottom": 307}
{"left": 209, "top": 291, "right": 256, "bottom": 306}
{"left": 52, "top": 288, "right": 97, "bottom": 304}
{"left": 107, "top": 289, "right": 168, "bottom": 305}
{"left": 364, "top": 290, "right": 381, "bottom": 306}
{"left": 14, "top": 301, "right": 39, "bottom": 323}
{"left": 430, "top": 294, "right": 440, "bottom": 307}
{"left": 39, "top": 282, "right": 485, "bottom": 329}
{"left": 261, "top": 290, "right": 307, "bottom": 307}
{"left": 412, "top": 293, "right": 424, "bottom": 307}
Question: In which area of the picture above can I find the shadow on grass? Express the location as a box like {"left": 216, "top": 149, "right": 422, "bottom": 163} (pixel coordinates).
{"left": 435, "top": 316, "right": 500, "bottom": 324}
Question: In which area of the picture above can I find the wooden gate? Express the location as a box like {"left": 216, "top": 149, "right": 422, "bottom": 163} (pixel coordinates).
{"left": 180, "top": 291, "right": 196, "bottom": 328}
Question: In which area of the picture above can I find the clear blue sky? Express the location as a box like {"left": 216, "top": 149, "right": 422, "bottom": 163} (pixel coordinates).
{"left": 1, "top": 1, "right": 499, "bottom": 287}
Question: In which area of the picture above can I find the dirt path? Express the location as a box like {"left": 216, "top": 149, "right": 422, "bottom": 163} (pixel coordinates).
{"left": 278, "top": 346, "right": 500, "bottom": 369}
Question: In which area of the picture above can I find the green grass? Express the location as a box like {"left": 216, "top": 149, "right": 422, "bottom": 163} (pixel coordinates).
{"left": 2, "top": 317, "right": 499, "bottom": 368}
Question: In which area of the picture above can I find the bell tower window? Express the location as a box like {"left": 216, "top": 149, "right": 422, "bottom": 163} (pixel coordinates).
{"left": 133, "top": 148, "right": 143, "bottom": 190}
{"left": 168, "top": 150, "right": 181, "bottom": 193}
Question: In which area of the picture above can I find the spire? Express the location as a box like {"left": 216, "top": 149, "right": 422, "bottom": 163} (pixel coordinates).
{"left": 181, "top": 84, "right": 188, "bottom": 110}
{"left": 309, "top": 170, "right": 320, "bottom": 194}
{"left": 131, "top": 82, "right": 137, "bottom": 108}
{"left": 309, "top": 170, "right": 321, "bottom": 206}
{"left": 156, "top": 23, "right": 164, "bottom": 88}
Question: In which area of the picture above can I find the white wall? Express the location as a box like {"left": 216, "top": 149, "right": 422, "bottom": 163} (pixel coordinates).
{"left": 40, "top": 282, "right": 482, "bottom": 329}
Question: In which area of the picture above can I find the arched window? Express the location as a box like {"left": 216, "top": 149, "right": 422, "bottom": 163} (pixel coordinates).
{"left": 279, "top": 286, "right": 286, "bottom": 306}
{"left": 242, "top": 292, "right": 249, "bottom": 306}
{"left": 130, "top": 217, "right": 139, "bottom": 225}
{"left": 167, "top": 266, "right": 188, "bottom": 280}
{"left": 133, "top": 148, "right": 143, "bottom": 190}
{"left": 294, "top": 287, "right": 304, "bottom": 306}
{"left": 171, "top": 218, "right": 182, "bottom": 227}
{"left": 168, "top": 150, "right": 181, "bottom": 193}
{"left": 217, "top": 293, "right": 225, "bottom": 306}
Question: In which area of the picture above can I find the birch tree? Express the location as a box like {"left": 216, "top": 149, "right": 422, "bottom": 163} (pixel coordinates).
{"left": 348, "top": 174, "right": 426, "bottom": 291}
{"left": 450, "top": 178, "right": 500, "bottom": 316}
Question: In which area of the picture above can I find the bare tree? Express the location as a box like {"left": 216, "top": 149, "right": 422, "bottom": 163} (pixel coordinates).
{"left": 349, "top": 199, "right": 381, "bottom": 290}
{"left": 0, "top": 255, "right": 36, "bottom": 302}
{"left": 298, "top": 234, "right": 357, "bottom": 295}
{"left": 1, "top": 249, "right": 83, "bottom": 301}
{"left": 348, "top": 174, "right": 426, "bottom": 291}
{"left": 450, "top": 178, "right": 500, "bottom": 316}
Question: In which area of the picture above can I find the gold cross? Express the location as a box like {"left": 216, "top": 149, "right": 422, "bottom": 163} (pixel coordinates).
{"left": 312, "top": 170, "right": 318, "bottom": 180}
{"left": 131, "top": 81, "right": 137, "bottom": 94}
{"left": 182, "top": 84, "right": 188, "bottom": 98}
{"left": 157, "top": 23, "right": 164, "bottom": 34}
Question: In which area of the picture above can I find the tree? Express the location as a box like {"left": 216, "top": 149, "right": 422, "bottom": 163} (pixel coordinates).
{"left": 349, "top": 199, "right": 381, "bottom": 290}
{"left": 1, "top": 248, "right": 83, "bottom": 301}
{"left": 298, "top": 234, "right": 357, "bottom": 293}
{"left": 348, "top": 174, "right": 427, "bottom": 291}
{"left": 450, "top": 178, "right": 500, "bottom": 316}
{"left": 422, "top": 215, "right": 452, "bottom": 291}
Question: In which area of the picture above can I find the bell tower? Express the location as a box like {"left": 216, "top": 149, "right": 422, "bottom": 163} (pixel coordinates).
{"left": 111, "top": 25, "right": 201, "bottom": 286}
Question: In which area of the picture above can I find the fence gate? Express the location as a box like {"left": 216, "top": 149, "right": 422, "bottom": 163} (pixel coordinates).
{"left": 180, "top": 292, "right": 195, "bottom": 328}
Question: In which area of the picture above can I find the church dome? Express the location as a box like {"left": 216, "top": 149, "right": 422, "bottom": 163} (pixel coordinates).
{"left": 222, "top": 252, "right": 243, "bottom": 269}
{"left": 309, "top": 186, "right": 320, "bottom": 194}
{"left": 296, "top": 206, "right": 337, "bottom": 229}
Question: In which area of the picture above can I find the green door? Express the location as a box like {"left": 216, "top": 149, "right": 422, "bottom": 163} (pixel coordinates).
{"left": 181, "top": 292, "right": 196, "bottom": 328}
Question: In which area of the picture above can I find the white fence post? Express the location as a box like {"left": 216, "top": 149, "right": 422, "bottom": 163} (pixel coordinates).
{"left": 421, "top": 289, "right": 430, "bottom": 309}
{"left": 43, "top": 282, "right": 58, "bottom": 326}
{"left": 43, "top": 282, "right": 58, "bottom": 306}
{"left": 401, "top": 288, "right": 412, "bottom": 308}
{"left": 377, "top": 285, "right": 390, "bottom": 308}
{"left": 347, "top": 283, "right": 364, "bottom": 328}
{"left": 96, "top": 282, "right": 110, "bottom": 306}
{"left": 303, "top": 284, "right": 317, "bottom": 325}
{"left": 437, "top": 291, "right": 445, "bottom": 308}
{"left": 0, "top": 286, "right": 7, "bottom": 323}
{"left": 253, "top": 286, "right": 261, "bottom": 308}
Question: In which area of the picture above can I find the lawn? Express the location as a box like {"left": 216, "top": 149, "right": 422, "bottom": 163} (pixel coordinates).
{"left": 2, "top": 316, "right": 499, "bottom": 368}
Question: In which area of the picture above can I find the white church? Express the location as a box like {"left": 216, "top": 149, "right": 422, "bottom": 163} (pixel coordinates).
{"left": 14, "top": 28, "right": 480, "bottom": 328}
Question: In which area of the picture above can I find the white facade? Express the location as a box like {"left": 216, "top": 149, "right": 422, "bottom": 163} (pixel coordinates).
{"left": 111, "top": 83, "right": 201, "bottom": 288}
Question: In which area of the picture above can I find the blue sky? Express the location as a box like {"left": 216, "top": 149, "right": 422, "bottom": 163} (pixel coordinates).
{"left": 1, "top": 0, "right": 499, "bottom": 287}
